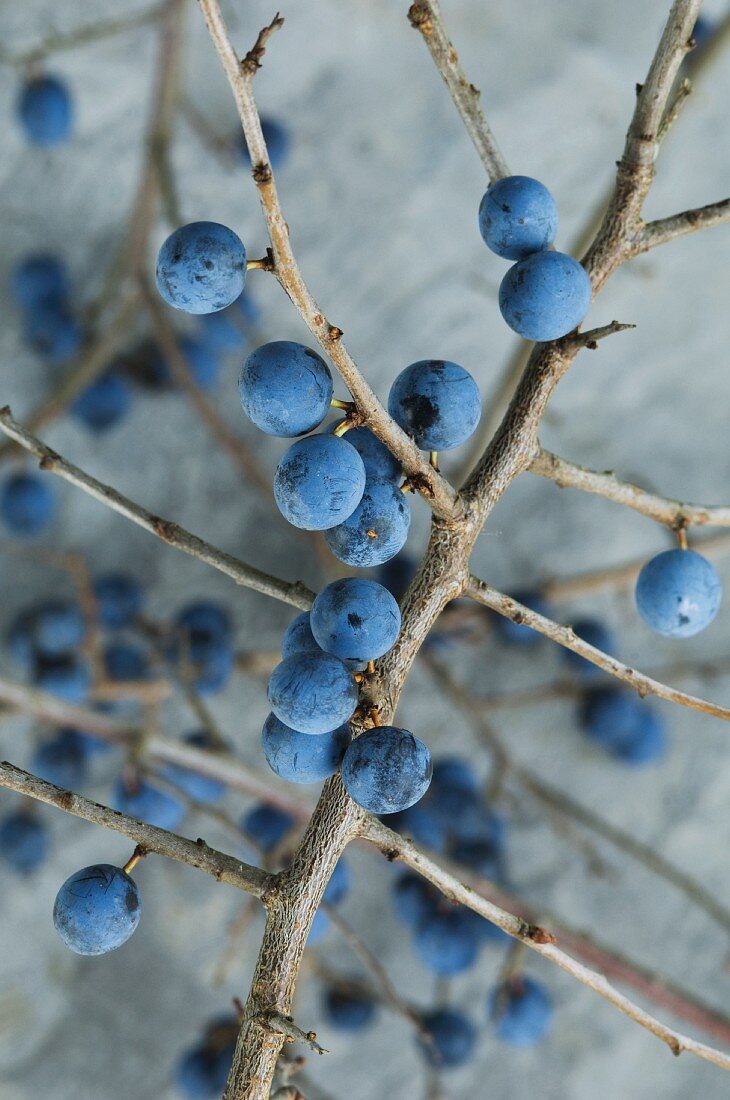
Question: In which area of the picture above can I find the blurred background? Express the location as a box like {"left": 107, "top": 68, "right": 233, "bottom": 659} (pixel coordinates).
{"left": 0, "top": 0, "right": 729, "bottom": 1097}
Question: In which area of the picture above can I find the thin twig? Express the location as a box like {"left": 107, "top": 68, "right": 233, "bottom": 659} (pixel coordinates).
{"left": 196, "top": 0, "right": 461, "bottom": 521}
{"left": 407, "top": 0, "right": 509, "bottom": 180}
{"left": 261, "top": 1013, "right": 328, "bottom": 1056}
{"left": 466, "top": 575, "right": 730, "bottom": 722}
{"left": 637, "top": 197, "right": 730, "bottom": 252}
{"left": 0, "top": 409, "right": 314, "bottom": 612}
{"left": 530, "top": 447, "right": 730, "bottom": 529}
{"left": 0, "top": 762, "right": 270, "bottom": 898}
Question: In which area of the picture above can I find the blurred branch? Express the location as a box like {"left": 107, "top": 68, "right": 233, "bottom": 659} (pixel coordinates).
{"left": 0, "top": 408, "right": 315, "bottom": 612}
{"left": 466, "top": 575, "right": 730, "bottom": 721}
{"left": 530, "top": 448, "right": 730, "bottom": 528}
{"left": 0, "top": 4, "right": 166, "bottom": 66}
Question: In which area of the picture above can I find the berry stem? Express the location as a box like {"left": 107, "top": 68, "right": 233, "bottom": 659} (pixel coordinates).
{"left": 332, "top": 417, "right": 354, "bottom": 437}
{"left": 123, "top": 845, "right": 147, "bottom": 875}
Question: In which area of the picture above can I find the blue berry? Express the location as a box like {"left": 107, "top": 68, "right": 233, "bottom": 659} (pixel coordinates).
{"left": 388, "top": 360, "right": 481, "bottom": 451}
{"left": 478, "top": 175, "right": 558, "bottom": 260}
{"left": 170, "top": 601, "right": 234, "bottom": 696}
{"left": 419, "top": 1009, "right": 477, "bottom": 1069}
{"left": 177, "top": 600, "right": 232, "bottom": 643}
{"left": 413, "top": 907, "right": 480, "bottom": 975}
{"left": 324, "top": 988, "right": 378, "bottom": 1032}
{"left": 7, "top": 611, "right": 34, "bottom": 671}
{"left": 330, "top": 424, "right": 401, "bottom": 480}
{"left": 0, "top": 472, "right": 55, "bottom": 536}
{"left": 174, "top": 1047, "right": 221, "bottom": 1099}
{"left": 489, "top": 977, "right": 554, "bottom": 1047}
{"left": 241, "top": 803, "right": 295, "bottom": 852}
{"left": 262, "top": 713, "right": 351, "bottom": 783}
{"left": 324, "top": 475, "right": 411, "bottom": 567}
{"left": 341, "top": 726, "right": 432, "bottom": 814}
{"left": 72, "top": 370, "right": 132, "bottom": 432}
{"left": 580, "top": 687, "right": 667, "bottom": 765}
{"left": 94, "top": 573, "right": 143, "bottom": 628}
{"left": 238, "top": 117, "right": 290, "bottom": 170}
{"left": 274, "top": 435, "right": 366, "bottom": 531}
{"left": 492, "top": 589, "right": 551, "bottom": 646}
{"left": 376, "top": 553, "right": 417, "bottom": 602}
{"left": 113, "top": 778, "right": 185, "bottom": 831}
{"left": 180, "top": 336, "right": 224, "bottom": 391}
{"left": 635, "top": 548, "right": 722, "bottom": 638}
{"left": 10, "top": 254, "right": 69, "bottom": 308}
{"left": 198, "top": 305, "right": 246, "bottom": 353}
{"left": 268, "top": 652, "right": 358, "bottom": 734}
{"left": 323, "top": 858, "right": 350, "bottom": 906}
{"left": 499, "top": 250, "right": 592, "bottom": 342}
{"left": 156, "top": 222, "right": 247, "bottom": 315}
{"left": 428, "top": 757, "right": 480, "bottom": 824}
{"left": 33, "top": 601, "right": 85, "bottom": 655}
{"left": 104, "top": 642, "right": 149, "bottom": 682}
{"left": 32, "top": 729, "right": 88, "bottom": 790}
{"left": 561, "top": 618, "right": 616, "bottom": 680}
{"left": 24, "top": 301, "right": 83, "bottom": 363}
{"left": 311, "top": 578, "right": 401, "bottom": 664}
{"left": 239, "top": 342, "right": 333, "bottom": 437}
{"left": 162, "top": 732, "right": 227, "bottom": 803}
{"left": 281, "top": 612, "right": 322, "bottom": 659}
{"left": 0, "top": 810, "right": 49, "bottom": 875}
{"left": 17, "top": 75, "right": 73, "bottom": 146}
{"left": 614, "top": 710, "right": 667, "bottom": 766}
{"left": 53, "top": 863, "right": 140, "bottom": 955}
{"left": 392, "top": 871, "right": 440, "bottom": 926}
{"left": 388, "top": 803, "right": 448, "bottom": 852}
{"left": 34, "top": 655, "right": 91, "bottom": 702}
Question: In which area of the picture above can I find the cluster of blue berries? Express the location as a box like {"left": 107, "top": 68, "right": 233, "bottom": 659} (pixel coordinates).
{"left": 10, "top": 252, "right": 82, "bottom": 366}
{"left": 17, "top": 74, "right": 73, "bottom": 147}
{"left": 173, "top": 1015, "right": 238, "bottom": 1099}
{"left": 478, "top": 175, "right": 592, "bottom": 342}
{"left": 155, "top": 218, "right": 482, "bottom": 566}
{"left": 266, "top": 578, "right": 433, "bottom": 813}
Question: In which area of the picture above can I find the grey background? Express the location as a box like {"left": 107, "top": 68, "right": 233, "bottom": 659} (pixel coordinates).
{"left": 0, "top": 0, "right": 729, "bottom": 1097}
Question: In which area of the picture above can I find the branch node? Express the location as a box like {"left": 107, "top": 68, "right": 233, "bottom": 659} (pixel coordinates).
{"left": 241, "top": 13, "right": 285, "bottom": 75}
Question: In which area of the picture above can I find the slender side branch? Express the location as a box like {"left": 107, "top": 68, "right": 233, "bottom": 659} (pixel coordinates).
{"left": 0, "top": 409, "right": 314, "bottom": 612}
{"left": 261, "top": 1013, "right": 328, "bottom": 1056}
{"left": 0, "top": 763, "right": 270, "bottom": 898}
{"left": 407, "top": 0, "right": 510, "bottom": 180}
{"left": 636, "top": 197, "right": 730, "bottom": 252}
{"left": 196, "top": 0, "right": 462, "bottom": 521}
{"left": 466, "top": 576, "right": 730, "bottom": 722}
{"left": 530, "top": 448, "right": 730, "bottom": 529}
{"left": 363, "top": 818, "right": 730, "bottom": 1072}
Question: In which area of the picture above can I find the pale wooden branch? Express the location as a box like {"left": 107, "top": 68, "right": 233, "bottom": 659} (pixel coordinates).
{"left": 407, "top": 0, "right": 509, "bottom": 181}
{"left": 530, "top": 447, "right": 730, "bottom": 528}
{"left": 466, "top": 575, "right": 730, "bottom": 722}
{"left": 362, "top": 817, "right": 730, "bottom": 1071}
{"left": 0, "top": 762, "right": 270, "bottom": 898}
{"left": 196, "top": 0, "right": 462, "bottom": 521}
{"left": 0, "top": 409, "right": 314, "bottom": 612}
{"left": 637, "top": 197, "right": 730, "bottom": 251}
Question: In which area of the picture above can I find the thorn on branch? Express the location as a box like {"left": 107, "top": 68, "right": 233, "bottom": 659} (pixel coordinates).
{"left": 241, "top": 13, "right": 285, "bottom": 76}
